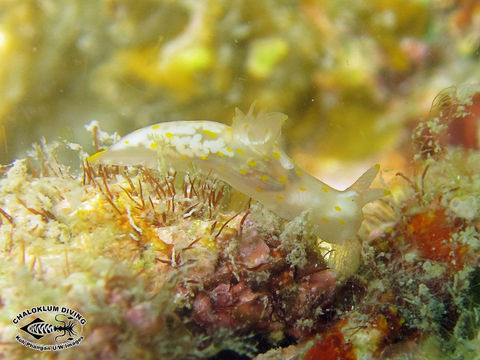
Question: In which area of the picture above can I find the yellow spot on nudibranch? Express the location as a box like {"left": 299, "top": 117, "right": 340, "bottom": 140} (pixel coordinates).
{"left": 165, "top": 132, "right": 173, "bottom": 138}
{"left": 124, "top": 140, "right": 129, "bottom": 145}
{"left": 264, "top": 157, "right": 270, "bottom": 162}
{"left": 226, "top": 147, "right": 233, "bottom": 152}
{"left": 220, "top": 165, "right": 227, "bottom": 170}
{"left": 296, "top": 170, "right": 303, "bottom": 176}
{"left": 152, "top": 125, "right": 160, "bottom": 130}
{"left": 321, "top": 217, "right": 329, "bottom": 222}
{"left": 150, "top": 143, "right": 157, "bottom": 149}
{"left": 276, "top": 195, "right": 284, "bottom": 200}
{"left": 299, "top": 187, "right": 306, "bottom": 191}
{"left": 261, "top": 175, "right": 269, "bottom": 181}
{"left": 218, "top": 152, "right": 225, "bottom": 157}
{"left": 236, "top": 149, "right": 244, "bottom": 155}
{"left": 279, "top": 176, "right": 288, "bottom": 183}
{"left": 200, "top": 156, "right": 208, "bottom": 160}
{"left": 248, "top": 160, "right": 257, "bottom": 167}
{"left": 273, "top": 152, "right": 281, "bottom": 159}
{"left": 256, "top": 188, "right": 263, "bottom": 192}
{"left": 239, "top": 169, "right": 247, "bottom": 175}
{"left": 322, "top": 187, "right": 328, "bottom": 193}
{"left": 180, "top": 156, "right": 188, "bottom": 160}
{"left": 334, "top": 206, "right": 342, "bottom": 211}
{"left": 202, "top": 129, "right": 217, "bottom": 138}
{"left": 338, "top": 220, "right": 345, "bottom": 225}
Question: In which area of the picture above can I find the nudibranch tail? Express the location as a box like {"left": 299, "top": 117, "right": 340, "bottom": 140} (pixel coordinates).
{"left": 87, "top": 150, "right": 107, "bottom": 163}
{"left": 90, "top": 106, "right": 385, "bottom": 245}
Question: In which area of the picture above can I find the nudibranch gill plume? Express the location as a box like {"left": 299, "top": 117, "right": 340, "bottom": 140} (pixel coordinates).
{"left": 89, "top": 105, "right": 384, "bottom": 244}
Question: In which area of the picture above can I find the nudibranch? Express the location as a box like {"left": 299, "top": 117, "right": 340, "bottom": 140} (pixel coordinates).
{"left": 89, "top": 105, "right": 384, "bottom": 244}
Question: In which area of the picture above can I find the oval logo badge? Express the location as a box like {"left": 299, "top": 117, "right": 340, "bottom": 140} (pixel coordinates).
{"left": 12, "top": 305, "right": 86, "bottom": 351}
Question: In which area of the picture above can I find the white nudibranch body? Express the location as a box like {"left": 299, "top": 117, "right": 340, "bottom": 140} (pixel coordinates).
{"left": 90, "top": 106, "right": 384, "bottom": 244}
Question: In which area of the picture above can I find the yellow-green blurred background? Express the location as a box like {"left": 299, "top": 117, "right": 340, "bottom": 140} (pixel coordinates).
{"left": 0, "top": 0, "right": 479, "bottom": 180}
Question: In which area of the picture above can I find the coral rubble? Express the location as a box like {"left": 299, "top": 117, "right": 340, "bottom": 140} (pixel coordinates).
{"left": 1, "top": 0, "right": 480, "bottom": 173}
{"left": 0, "top": 125, "right": 347, "bottom": 359}
{"left": 2, "top": 86, "right": 480, "bottom": 359}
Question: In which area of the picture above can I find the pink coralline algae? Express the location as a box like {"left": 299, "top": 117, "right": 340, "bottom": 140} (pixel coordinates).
{"left": 181, "top": 212, "right": 340, "bottom": 339}
{"left": 3, "top": 87, "right": 480, "bottom": 360}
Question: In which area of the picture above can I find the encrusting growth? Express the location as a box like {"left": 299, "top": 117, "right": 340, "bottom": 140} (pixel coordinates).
{"left": 90, "top": 105, "right": 384, "bottom": 244}
{"left": 2, "top": 87, "right": 480, "bottom": 359}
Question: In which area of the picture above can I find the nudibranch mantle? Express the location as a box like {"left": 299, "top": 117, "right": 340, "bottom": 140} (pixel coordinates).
{"left": 90, "top": 105, "right": 384, "bottom": 244}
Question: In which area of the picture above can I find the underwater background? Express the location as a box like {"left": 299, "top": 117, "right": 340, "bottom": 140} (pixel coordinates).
{"left": 1, "top": 1, "right": 480, "bottom": 359}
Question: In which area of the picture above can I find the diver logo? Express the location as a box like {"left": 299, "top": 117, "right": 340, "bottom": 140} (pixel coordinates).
{"left": 12, "top": 305, "right": 86, "bottom": 351}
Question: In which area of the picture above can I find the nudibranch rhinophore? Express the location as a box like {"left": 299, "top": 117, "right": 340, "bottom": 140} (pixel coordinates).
{"left": 89, "top": 105, "right": 384, "bottom": 244}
